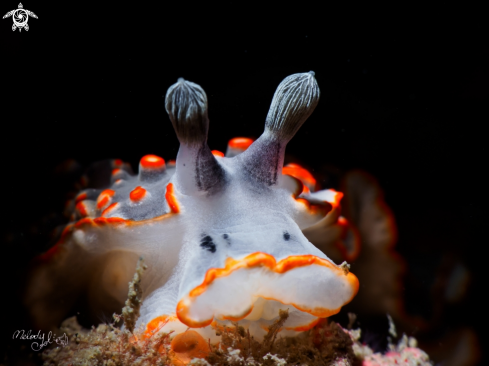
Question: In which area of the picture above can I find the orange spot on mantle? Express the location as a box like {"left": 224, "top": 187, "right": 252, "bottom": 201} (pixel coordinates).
{"left": 141, "top": 154, "right": 165, "bottom": 169}
{"left": 165, "top": 183, "right": 180, "bottom": 213}
{"left": 130, "top": 186, "right": 147, "bottom": 201}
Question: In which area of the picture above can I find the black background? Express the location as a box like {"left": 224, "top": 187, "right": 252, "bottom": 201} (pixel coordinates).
{"left": 1, "top": 2, "right": 487, "bottom": 365}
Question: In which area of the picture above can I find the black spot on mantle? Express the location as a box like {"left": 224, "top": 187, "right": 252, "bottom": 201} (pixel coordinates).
{"left": 283, "top": 231, "right": 290, "bottom": 241}
{"left": 200, "top": 235, "right": 216, "bottom": 253}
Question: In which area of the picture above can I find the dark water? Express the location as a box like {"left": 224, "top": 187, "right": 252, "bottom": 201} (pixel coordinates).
{"left": 1, "top": 5, "right": 486, "bottom": 365}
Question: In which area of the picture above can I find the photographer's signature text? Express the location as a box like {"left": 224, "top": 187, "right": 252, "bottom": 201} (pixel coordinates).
{"left": 12, "top": 329, "right": 68, "bottom": 351}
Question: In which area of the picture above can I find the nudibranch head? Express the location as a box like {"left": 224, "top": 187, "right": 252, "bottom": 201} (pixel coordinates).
{"left": 26, "top": 72, "right": 359, "bottom": 342}
{"left": 139, "top": 71, "right": 358, "bottom": 340}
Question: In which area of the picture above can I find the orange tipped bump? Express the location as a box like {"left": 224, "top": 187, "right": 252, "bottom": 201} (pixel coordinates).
{"left": 334, "top": 218, "right": 361, "bottom": 261}
{"left": 141, "top": 154, "right": 165, "bottom": 169}
{"left": 228, "top": 137, "right": 254, "bottom": 150}
{"left": 39, "top": 243, "right": 62, "bottom": 262}
{"left": 165, "top": 183, "right": 180, "bottom": 213}
{"left": 144, "top": 315, "right": 177, "bottom": 338}
{"left": 211, "top": 150, "right": 225, "bottom": 157}
{"left": 96, "top": 189, "right": 115, "bottom": 209}
{"left": 114, "top": 159, "right": 123, "bottom": 167}
{"left": 328, "top": 189, "right": 344, "bottom": 210}
{"left": 112, "top": 168, "right": 121, "bottom": 175}
{"left": 75, "top": 201, "right": 88, "bottom": 217}
{"left": 75, "top": 192, "right": 87, "bottom": 203}
{"left": 294, "top": 196, "right": 330, "bottom": 216}
{"left": 75, "top": 218, "right": 93, "bottom": 228}
{"left": 168, "top": 159, "right": 176, "bottom": 166}
{"left": 59, "top": 224, "right": 73, "bottom": 242}
{"left": 171, "top": 330, "right": 210, "bottom": 363}
{"left": 94, "top": 217, "right": 107, "bottom": 225}
{"left": 283, "top": 163, "right": 317, "bottom": 191}
{"left": 38, "top": 223, "right": 75, "bottom": 262}
{"left": 130, "top": 186, "right": 147, "bottom": 201}
{"left": 97, "top": 196, "right": 110, "bottom": 209}
{"left": 101, "top": 202, "right": 119, "bottom": 217}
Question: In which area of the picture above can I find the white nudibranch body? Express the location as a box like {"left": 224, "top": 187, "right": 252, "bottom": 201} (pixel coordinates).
{"left": 25, "top": 72, "right": 359, "bottom": 342}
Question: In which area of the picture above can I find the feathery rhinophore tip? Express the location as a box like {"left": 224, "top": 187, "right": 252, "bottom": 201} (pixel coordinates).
{"left": 165, "top": 78, "right": 209, "bottom": 146}
{"left": 265, "top": 72, "right": 320, "bottom": 141}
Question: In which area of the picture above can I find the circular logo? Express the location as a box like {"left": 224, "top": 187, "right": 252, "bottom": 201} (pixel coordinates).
{"left": 12, "top": 8, "right": 28, "bottom": 27}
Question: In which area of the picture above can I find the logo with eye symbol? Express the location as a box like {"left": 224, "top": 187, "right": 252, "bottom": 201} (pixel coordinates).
{"left": 3, "top": 3, "right": 37, "bottom": 32}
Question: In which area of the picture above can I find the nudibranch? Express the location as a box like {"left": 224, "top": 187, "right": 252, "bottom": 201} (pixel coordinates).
{"left": 26, "top": 72, "right": 359, "bottom": 343}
